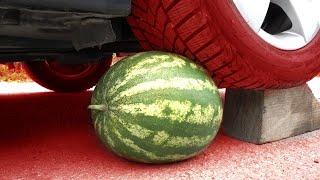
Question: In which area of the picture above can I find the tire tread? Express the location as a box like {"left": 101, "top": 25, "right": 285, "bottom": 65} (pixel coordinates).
{"left": 128, "top": 0, "right": 313, "bottom": 89}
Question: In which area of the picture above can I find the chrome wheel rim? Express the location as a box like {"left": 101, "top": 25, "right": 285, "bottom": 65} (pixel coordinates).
{"left": 233, "top": 0, "right": 320, "bottom": 50}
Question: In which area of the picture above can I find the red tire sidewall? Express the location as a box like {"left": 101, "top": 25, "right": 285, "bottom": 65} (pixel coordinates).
{"left": 204, "top": 0, "right": 320, "bottom": 81}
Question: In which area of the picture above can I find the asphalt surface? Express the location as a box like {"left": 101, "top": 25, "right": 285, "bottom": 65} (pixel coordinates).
{"left": 0, "top": 79, "right": 319, "bottom": 179}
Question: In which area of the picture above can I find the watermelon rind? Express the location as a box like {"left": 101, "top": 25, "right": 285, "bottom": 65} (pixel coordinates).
{"left": 90, "top": 51, "right": 223, "bottom": 164}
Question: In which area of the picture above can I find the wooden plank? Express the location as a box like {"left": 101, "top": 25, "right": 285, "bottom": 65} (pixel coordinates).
{"left": 222, "top": 84, "right": 320, "bottom": 144}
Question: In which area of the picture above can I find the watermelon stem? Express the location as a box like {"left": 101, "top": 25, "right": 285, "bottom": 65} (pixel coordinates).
{"left": 88, "top": 105, "right": 108, "bottom": 111}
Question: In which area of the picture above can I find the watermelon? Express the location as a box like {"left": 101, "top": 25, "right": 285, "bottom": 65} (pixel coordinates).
{"left": 89, "top": 51, "right": 223, "bottom": 164}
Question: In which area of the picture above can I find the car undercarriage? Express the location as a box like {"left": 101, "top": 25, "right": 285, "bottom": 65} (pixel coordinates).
{"left": 0, "top": 0, "right": 138, "bottom": 63}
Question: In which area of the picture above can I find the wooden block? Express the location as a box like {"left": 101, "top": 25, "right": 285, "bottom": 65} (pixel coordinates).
{"left": 222, "top": 84, "right": 320, "bottom": 144}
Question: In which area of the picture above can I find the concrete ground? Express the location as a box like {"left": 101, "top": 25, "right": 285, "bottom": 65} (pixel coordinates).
{"left": 0, "top": 78, "right": 319, "bottom": 179}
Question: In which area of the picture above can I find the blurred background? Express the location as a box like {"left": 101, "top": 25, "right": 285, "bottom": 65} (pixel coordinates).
{"left": 0, "top": 63, "right": 30, "bottom": 82}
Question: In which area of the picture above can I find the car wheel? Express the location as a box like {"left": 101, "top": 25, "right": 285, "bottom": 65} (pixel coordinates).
{"left": 128, "top": 0, "right": 320, "bottom": 89}
{"left": 22, "top": 56, "right": 112, "bottom": 92}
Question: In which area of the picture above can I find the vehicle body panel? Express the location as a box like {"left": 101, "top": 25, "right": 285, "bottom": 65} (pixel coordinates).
{"left": 0, "top": 0, "right": 131, "bottom": 16}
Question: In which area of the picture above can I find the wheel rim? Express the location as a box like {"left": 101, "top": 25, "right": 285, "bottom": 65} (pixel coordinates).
{"left": 45, "top": 61, "right": 99, "bottom": 80}
{"left": 232, "top": 0, "right": 320, "bottom": 50}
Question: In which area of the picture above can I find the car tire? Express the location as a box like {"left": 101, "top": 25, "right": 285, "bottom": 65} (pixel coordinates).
{"left": 22, "top": 56, "right": 112, "bottom": 92}
{"left": 128, "top": 0, "right": 320, "bottom": 89}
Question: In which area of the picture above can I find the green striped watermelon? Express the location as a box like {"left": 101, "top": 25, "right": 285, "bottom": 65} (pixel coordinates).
{"left": 89, "top": 51, "right": 222, "bottom": 164}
